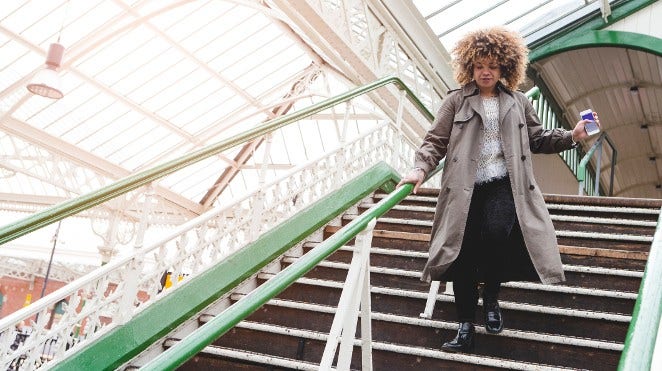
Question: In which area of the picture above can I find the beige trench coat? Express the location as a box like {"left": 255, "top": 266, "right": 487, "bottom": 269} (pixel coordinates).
{"left": 414, "top": 82, "right": 573, "bottom": 285}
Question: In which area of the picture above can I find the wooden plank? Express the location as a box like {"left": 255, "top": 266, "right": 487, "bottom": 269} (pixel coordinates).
{"left": 558, "top": 245, "right": 648, "bottom": 261}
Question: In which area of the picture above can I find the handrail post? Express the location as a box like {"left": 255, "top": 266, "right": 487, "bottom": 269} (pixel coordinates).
{"left": 319, "top": 218, "right": 376, "bottom": 371}
{"left": 594, "top": 140, "right": 603, "bottom": 196}
{"left": 577, "top": 133, "right": 605, "bottom": 196}
{"left": 114, "top": 185, "right": 155, "bottom": 325}
{"left": 390, "top": 90, "right": 407, "bottom": 169}
{"left": 419, "top": 280, "right": 442, "bottom": 319}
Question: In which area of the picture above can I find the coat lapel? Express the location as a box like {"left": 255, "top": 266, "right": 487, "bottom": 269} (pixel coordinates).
{"left": 462, "top": 82, "right": 485, "bottom": 124}
{"left": 497, "top": 83, "right": 516, "bottom": 126}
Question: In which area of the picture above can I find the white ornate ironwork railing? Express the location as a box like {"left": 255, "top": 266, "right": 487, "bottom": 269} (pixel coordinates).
{"left": 0, "top": 104, "right": 423, "bottom": 369}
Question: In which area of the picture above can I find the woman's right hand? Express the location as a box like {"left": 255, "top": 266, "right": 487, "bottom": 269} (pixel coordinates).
{"left": 397, "top": 168, "right": 425, "bottom": 194}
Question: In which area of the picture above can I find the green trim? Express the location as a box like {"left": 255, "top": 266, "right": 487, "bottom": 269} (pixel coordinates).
{"left": 0, "top": 76, "right": 432, "bottom": 246}
{"left": 618, "top": 207, "right": 662, "bottom": 370}
{"left": 51, "top": 162, "right": 400, "bottom": 371}
{"left": 531, "top": 30, "right": 662, "bottom": 62}
{"left": 528, "top": 0, "right": 658, "bottom": 55}
{"left": 577, "top": 135, "right": 604, "bottom": 183}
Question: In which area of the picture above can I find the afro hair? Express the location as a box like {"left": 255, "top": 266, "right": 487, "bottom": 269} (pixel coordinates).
{"left": 451, "top": 26, "right": 529, "bottom": 91}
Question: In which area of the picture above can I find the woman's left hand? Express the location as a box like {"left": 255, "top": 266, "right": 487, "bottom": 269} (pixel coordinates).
{"left": 572, "top": 111, "right": 601, "bottom": 142}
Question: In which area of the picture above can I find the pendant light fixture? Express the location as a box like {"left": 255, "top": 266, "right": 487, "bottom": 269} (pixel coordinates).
{"left": 26, "top": 42, "right": 65, "bottom": 99}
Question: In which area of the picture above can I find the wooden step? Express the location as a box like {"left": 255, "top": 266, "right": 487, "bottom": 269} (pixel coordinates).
{"left": 324, "top": 225, "right": 652, "bottom": 263}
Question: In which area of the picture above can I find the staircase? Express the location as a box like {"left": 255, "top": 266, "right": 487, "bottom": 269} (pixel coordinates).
{"left": 166, "top": 189, "right": 660, "bottom": 370}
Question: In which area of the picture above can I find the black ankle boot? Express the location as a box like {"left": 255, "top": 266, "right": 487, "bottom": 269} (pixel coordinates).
{"left": 441, "top": 322, "right": 475, "bottom": 353}
{"left": 484, "top": 301, "right": 503, "bottom": 334}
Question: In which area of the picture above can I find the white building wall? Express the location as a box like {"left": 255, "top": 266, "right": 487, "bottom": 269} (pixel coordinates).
{"left": 605, "top": 1, "right": 662, "bottom": 38}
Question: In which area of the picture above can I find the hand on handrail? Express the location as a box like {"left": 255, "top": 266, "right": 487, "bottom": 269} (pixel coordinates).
{"left": 397, "top": 168, "right": 425, "bottom": 194}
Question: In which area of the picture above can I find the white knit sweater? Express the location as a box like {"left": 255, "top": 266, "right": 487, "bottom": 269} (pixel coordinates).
{"left": 475, "top": 97, "right": 508, "bottom": 184}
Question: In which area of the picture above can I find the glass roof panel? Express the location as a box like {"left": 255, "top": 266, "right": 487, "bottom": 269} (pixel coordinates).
{"left": 412, "top": 0, "right": 612, "bottom": 50}
{"left": 0, "top": 0, "right": 331, "bottom": 210}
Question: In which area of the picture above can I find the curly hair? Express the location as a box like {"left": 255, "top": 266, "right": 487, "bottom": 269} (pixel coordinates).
{"left": 451, "top": 26, "right": 529, "bottom": 91}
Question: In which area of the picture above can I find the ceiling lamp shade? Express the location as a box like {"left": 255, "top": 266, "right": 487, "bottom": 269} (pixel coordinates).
{"left": 27, "top": 43, "right": 65, "bottom": 99}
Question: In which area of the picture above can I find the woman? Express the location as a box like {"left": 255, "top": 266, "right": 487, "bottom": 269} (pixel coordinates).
{"left": 397, "top": 26, "right": 599, "bottom": 353}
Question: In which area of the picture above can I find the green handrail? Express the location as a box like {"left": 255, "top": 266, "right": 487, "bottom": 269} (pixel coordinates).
{"left": 0, "top": 76, "right": 433, "bottom": 246}
{"left": 140, "top": 162, "right": 444, "bottom": 370}
{"left": 577, "top": 134, "right": 604, "bottom": 183}
{"left": 576, "top": 132, "right": 617, "bottom": 196}
{"left": 618, "top": 206, "right": 662, "bottom": 370}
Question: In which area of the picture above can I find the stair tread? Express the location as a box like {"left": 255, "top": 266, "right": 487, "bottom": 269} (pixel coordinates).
{"left": 226, "top": 294, "right": 624, "bottom": 351}
{"left": 283, "top": 256, "right": 641, "bottom": 296}
{"left": 304, "top": 243, "right": 645, "bottom": 276}
{"left": 326, "top": 223, "right": 654, "bottom": 243}
{"left": 257, "top": 273, "right": 633, "bottom": 321}
{"left": 361, "top": 201, "right": 660, "bottom": 223}
{"left": 213, "top": 320, "right": 580, "bottom": 370}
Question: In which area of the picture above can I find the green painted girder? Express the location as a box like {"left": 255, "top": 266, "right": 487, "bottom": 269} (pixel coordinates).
{"left": 51, "top": 162, "right": 402, "bottom": 371}
{"left": 531, "top": 29, "right": 662, "bottom": 62}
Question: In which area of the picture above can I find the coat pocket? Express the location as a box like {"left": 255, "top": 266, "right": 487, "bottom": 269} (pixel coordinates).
{"left": 453, "top": 111, "right": 475, "bottom": 126}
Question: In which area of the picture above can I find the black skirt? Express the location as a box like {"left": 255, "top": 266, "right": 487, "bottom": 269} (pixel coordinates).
{"left": 438, "top": 176, "right": 539, "bottom": 283}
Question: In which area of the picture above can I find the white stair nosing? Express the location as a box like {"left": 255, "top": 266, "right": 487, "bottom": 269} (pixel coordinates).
{"left": 282, "top": 257, "right": 421, "bottom": 278}
{"left": 502, "top": 281, "right": 637, "bottom": 299}
{"left": 561, "top": 264, "right": 643, "bottom": 278}
{"left": 546, "top": 203, "right": 659, "bottom": 215}
{"left": 549, "top": 214, "right": 656, "bottom": 227}
{"left": 555, "top": 230, "right": 652, "bottom": 242}
{"left": 257, "top": 273, "right": 631, "bottom": 322}
{"left": 229, "top": 294, "right": 623, "bottom": 352}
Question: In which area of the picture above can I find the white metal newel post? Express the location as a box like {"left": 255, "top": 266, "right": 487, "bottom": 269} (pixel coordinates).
{"left": 319, "top": 218, "right": 376, "bottom": 371}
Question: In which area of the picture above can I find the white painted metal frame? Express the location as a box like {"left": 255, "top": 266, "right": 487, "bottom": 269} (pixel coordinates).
{"left": 320, "top": 218, "right": 375, "bottom": 371}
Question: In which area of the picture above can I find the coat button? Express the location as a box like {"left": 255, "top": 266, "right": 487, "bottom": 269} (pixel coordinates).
{"left": 529, "top": 184, "right": 535, "bottom": 190}
{"left": 519, "top": 123, "right": 524, "bottom": 128}
{"left": 521, "top": 155, "right": 526, "bottom": 161}
{"left": 453, "top": 157, "right": 458, "bottom": 162}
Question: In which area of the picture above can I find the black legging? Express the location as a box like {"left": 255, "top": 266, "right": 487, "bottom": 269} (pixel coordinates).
{"left": 453, "top": 176, "right": 516, "bottom": 322}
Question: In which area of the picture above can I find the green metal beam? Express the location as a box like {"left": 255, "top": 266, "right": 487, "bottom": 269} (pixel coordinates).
{"left": 530, "top": 29, "right": 662, "bottom": 62}
{"left": 51, "top": 162, "right": 401, "bottom": 371}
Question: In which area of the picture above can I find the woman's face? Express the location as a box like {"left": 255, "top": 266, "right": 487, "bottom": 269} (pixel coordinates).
{"left": 472, "top": 57, "right": 501, "bottom": 94}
